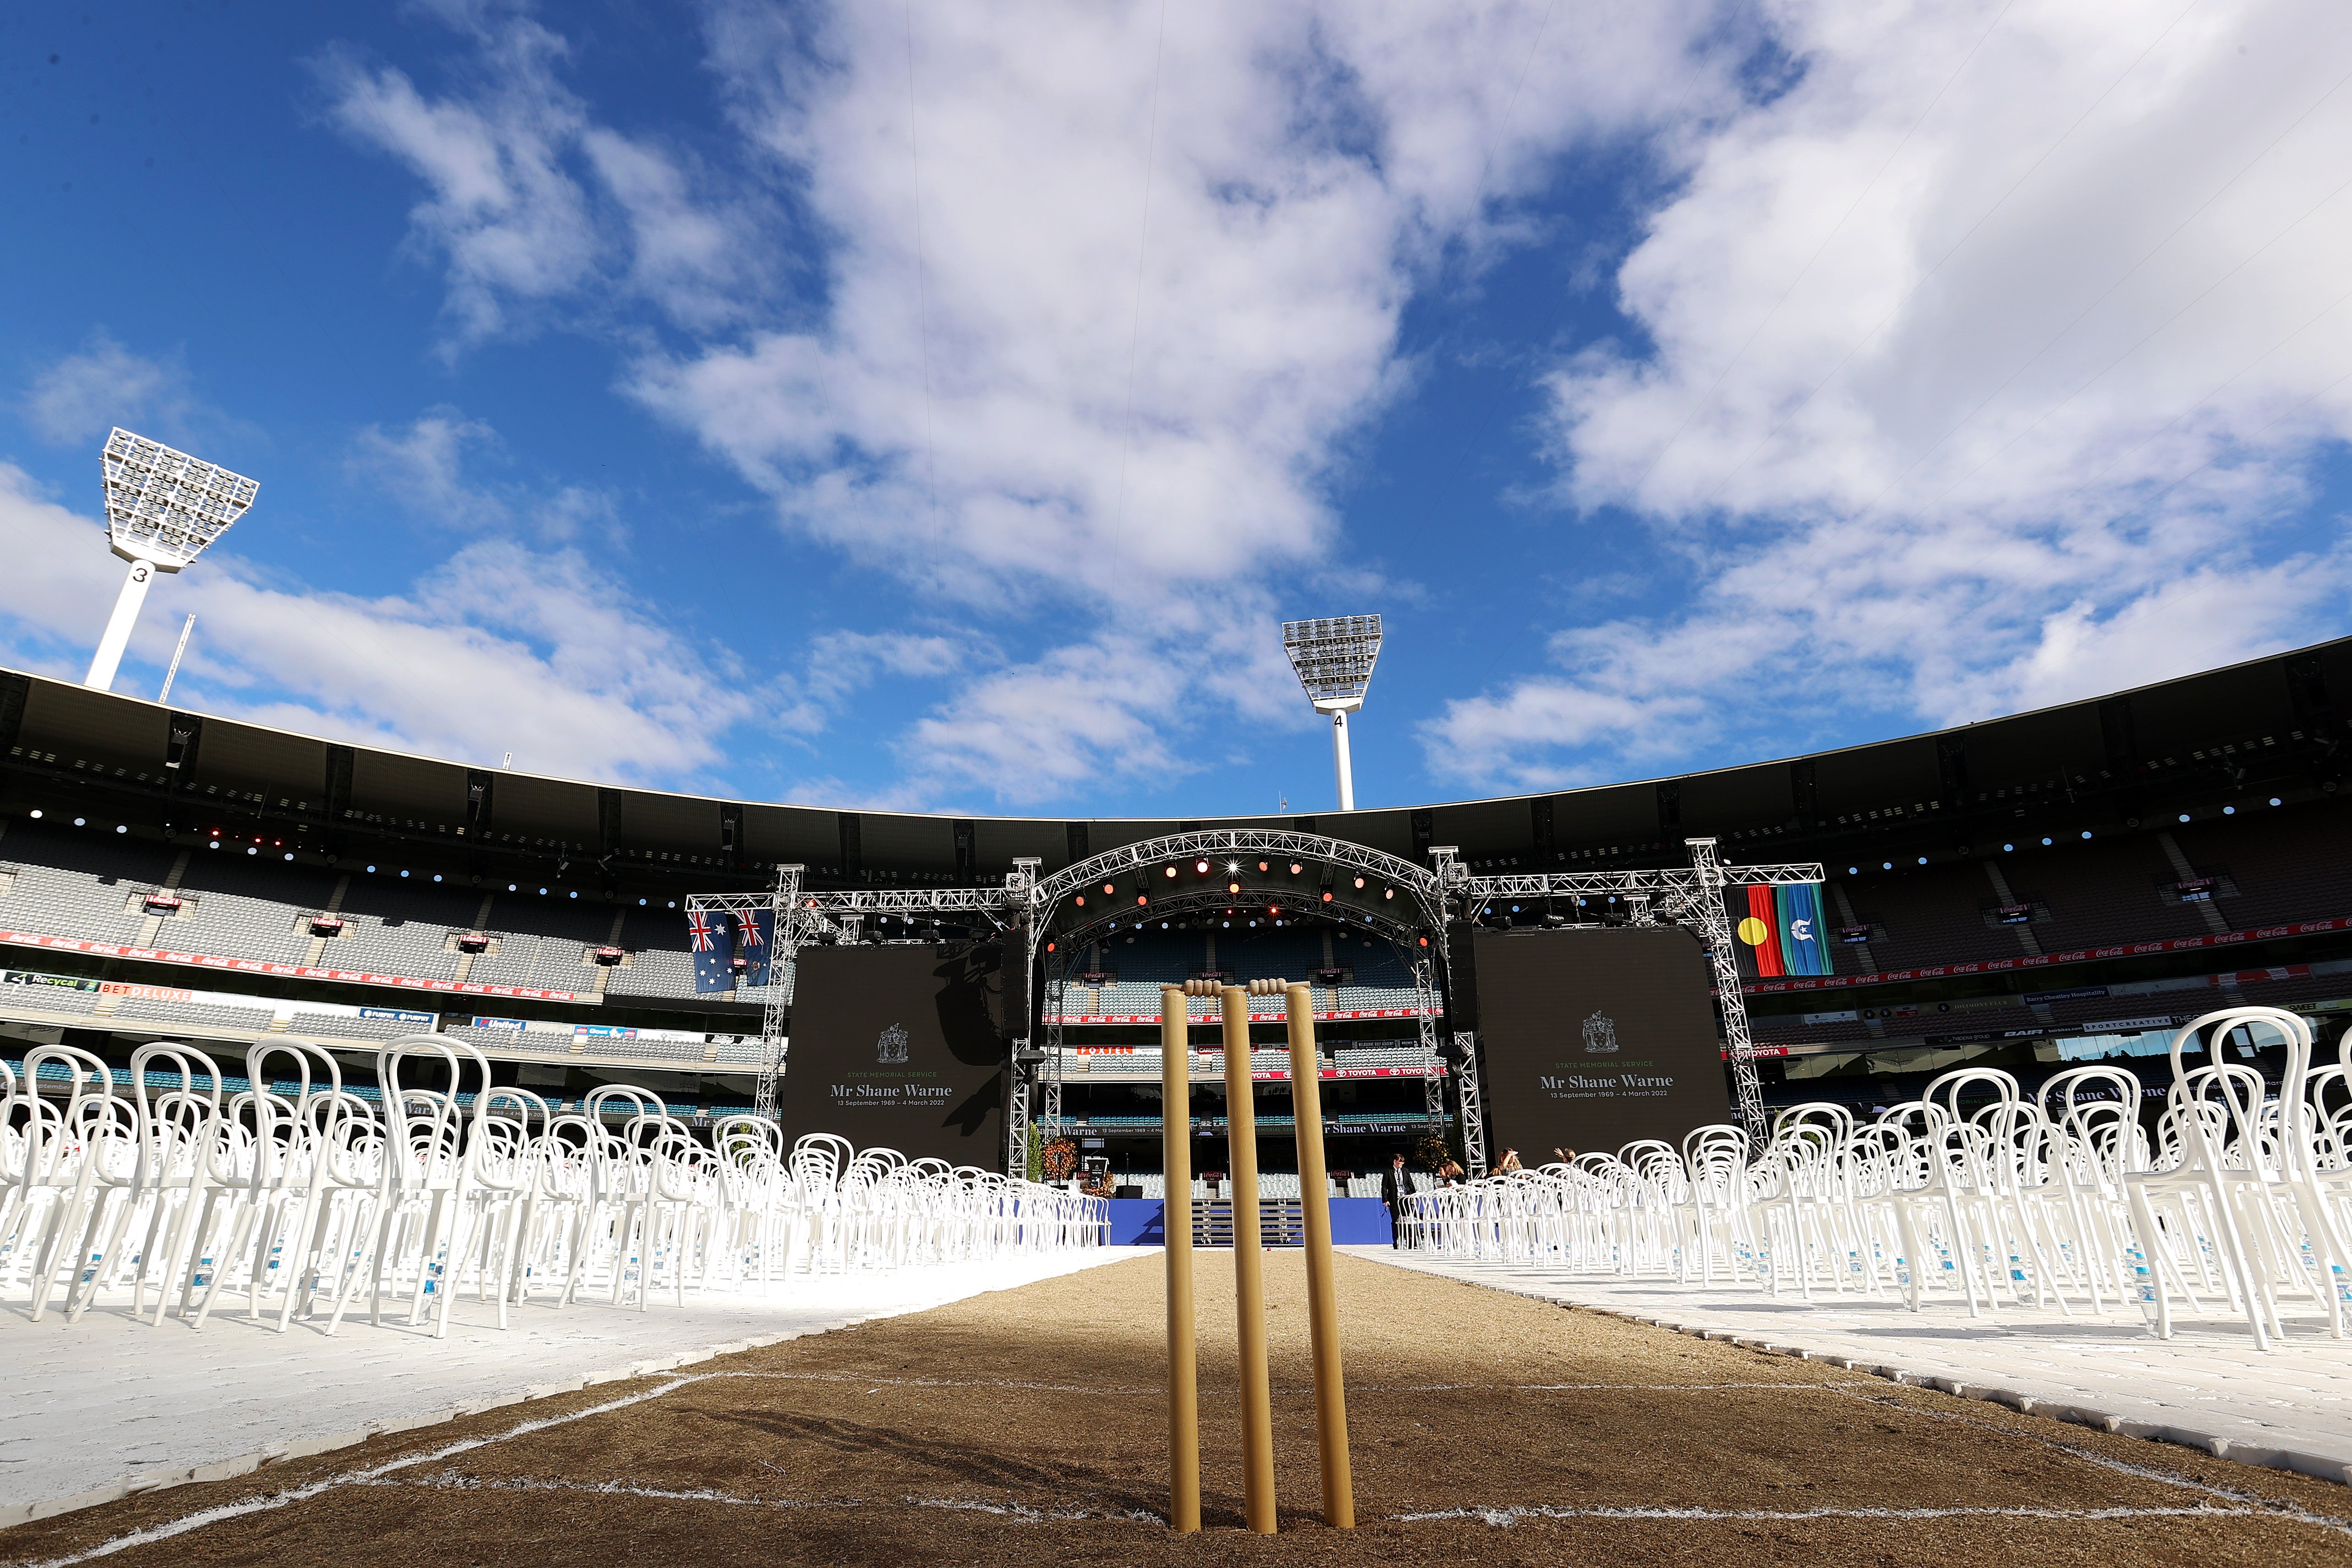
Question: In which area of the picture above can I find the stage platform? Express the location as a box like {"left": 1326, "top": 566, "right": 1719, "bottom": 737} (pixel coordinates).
{"left": 0, "top": 1249, "right": 1149, "bottom": 1528}
{"left": 1362, "top": 1249, "right": 2352, "bottom": 1486}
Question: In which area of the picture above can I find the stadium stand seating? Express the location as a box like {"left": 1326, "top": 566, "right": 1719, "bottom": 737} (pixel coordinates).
{"left": 10, "top": 664, "right": 2352, "bottom": 1128}
{"left": 2172, "top": 805, "right": 2352, "bottom": 929}
{"left": 1827, "top": 860, "right": 2022, "bottom": 973}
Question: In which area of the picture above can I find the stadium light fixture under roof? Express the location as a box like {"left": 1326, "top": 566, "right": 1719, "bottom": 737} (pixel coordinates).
{"left": 1281, "top": 614, "right": 1383, "bottom": 812}
{"left": 86, "top": 428, "right": 258, "bottom": 693}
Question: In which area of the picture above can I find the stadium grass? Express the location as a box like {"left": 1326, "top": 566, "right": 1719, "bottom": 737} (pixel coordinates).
{"left": 5, "top": 1251, "right": 2349, "bottom": 1566}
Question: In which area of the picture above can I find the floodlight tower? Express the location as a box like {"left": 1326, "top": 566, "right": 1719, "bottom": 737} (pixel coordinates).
{"left": 1281, "top": 614, "right": 1383, "bottom": 812}
{"left": 84, "top": 428, "right": 258, "bottom": 693}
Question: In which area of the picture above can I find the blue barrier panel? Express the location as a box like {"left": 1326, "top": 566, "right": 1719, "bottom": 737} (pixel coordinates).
{"left": 1105, "top": 1199, "right": 1166, "bottom": 1245}
{"left": 1100, "top": 1197, "right": 1391, "bottom": 1246}
{"left": 1329, "top": 1196, "right": 1394, "bottom": 1244}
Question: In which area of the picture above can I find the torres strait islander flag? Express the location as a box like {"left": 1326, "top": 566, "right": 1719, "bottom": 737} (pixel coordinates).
{"left": 1775, "top": 882, "right": 1830, "bottom": 977}
{"left": 1730, "top": 883, "right": 1832, "bottom": 978}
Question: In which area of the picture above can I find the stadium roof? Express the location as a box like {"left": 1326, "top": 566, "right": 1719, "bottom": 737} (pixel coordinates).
{"left": 3, "top": 637, "right": 2345, "bottom": 892}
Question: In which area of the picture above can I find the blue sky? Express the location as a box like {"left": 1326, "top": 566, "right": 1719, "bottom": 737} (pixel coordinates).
{"left": 3, "top": 0, "right": 2350, "bottom": 818}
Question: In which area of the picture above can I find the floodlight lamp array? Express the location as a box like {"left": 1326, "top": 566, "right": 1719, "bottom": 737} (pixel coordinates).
{"left": 101, "top": 427, "right": 258, "bottom": 570}
{"left": 1281, "top": 614, "right": 1382, "bottom": 710}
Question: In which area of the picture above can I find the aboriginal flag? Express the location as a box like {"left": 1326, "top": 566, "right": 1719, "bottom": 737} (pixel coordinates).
{"left": 1728, "top": 883, "right": 1832, "bottom": 978}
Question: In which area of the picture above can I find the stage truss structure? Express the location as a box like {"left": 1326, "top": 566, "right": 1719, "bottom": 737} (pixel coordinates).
{"left": 687, "top": 832, "right": 1819, "bottom": 1165}
{"left": 687, "top": 862, "right": 1034, "bottom": 1131}
{"left": 1446, "top": 837, "right": 1825, "bottom": 1144}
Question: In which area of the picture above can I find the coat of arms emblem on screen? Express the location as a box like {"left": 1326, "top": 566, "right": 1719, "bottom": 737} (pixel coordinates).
{"left": 1581, "top": 1010, "right": 1620, "bottom": 1054}
{"left": 876, "top": 1022, "right": 910, "bottom": 1064}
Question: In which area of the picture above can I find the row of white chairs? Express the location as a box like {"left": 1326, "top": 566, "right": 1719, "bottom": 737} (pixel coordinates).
{"left": 0, "top": 1034, "right": 1104, "bottom": 1338}
{"left": 1403, "top": 1006, "right": 2352, "bottom": 1350}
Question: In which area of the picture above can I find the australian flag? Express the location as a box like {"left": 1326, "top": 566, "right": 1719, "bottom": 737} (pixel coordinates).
{"left": 734, "top": 908, "right": 775, "bottom": 988}
{"left": 689, "top": 909, "right": 734, "bottom": 994}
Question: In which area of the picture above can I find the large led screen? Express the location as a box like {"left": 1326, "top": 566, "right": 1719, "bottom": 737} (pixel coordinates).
{"left": 779, "top": 943, "right": 1006, "bottom": 1167}
{"left": 1469, "top": 926, "right": 1731, "bottom": 1159}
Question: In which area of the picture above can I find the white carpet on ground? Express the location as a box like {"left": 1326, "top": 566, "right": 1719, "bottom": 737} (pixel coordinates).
{"left": 0, "top": 1247, "right": 1151, "bottom": 1523}
{"left": 1355, "top": 1247, "right": 2352, "bottom": 1482}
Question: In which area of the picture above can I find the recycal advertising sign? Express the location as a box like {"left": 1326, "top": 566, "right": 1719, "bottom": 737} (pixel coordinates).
{"left": 777, "top": 943, "right": 1006, "bottom": 1167}
{"left": 1471, "top": 926, "right": 1732, "bottom": 1156}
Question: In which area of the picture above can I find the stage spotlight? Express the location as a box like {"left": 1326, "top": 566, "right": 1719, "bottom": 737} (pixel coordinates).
{"left": 1196, "top": 859, "right": 1211, "bottom": 874}
{"left": 1353, "top": 875, "right": 1365, "bottom": 889}
{"left": 1289, "top": 862, "right": 1302, "bottom": 875}
{"left": 1165, "top": 865, "right": 1178, "bottom": 878}
{"left": 1136, "top": 894, "right": 1147, "bottom": 906}
{"left": 1258, "top": 860, "right": 1269, "bottom": 872}
{"left": 1227, "top": 880, "right": 1241, "bottom": 894}
{"left": 1321, "top": 891, "right": 1333, "bottom": 902}
{"left": 1103, "top": 882, "right": 1116, "bottom": 894}
{"left": 1075, "top": 895, "right": 1086, "bottom": 906}
{"left": 1383, "top": 888, "right": 1395, "bottom": 900}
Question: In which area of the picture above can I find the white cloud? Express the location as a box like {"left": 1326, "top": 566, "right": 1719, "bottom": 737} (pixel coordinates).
{"left": 613, "top": 0, "right": 1745, "bottom": 796}
{"left": 0, "top": 462, "right": 755, "bottom": 785}
{"left": 899, "top": 635, "right": 1194, "bottom": 802}
{"left": 320, "top": 15, "right": 597, "bottom": 347}
{"left": 19, "top": 332, "right": 247, "bottom": 451}
{"left": 351, "top": 410, "right": 507, "bottom": 529}
{"left": 1438, "top": 0, "right": 2352, "bottom": 787}
{"left": 317, "top": 7, "right": 761, "bottom": 348}
{"left": 350, "top": 408, "right": 618, "bottom": 542}
{"left": 637, "top": 0, "right": 1740, "bottom": 606}
{"left": 803, "top": 629, "right": 966, "bottom": 706}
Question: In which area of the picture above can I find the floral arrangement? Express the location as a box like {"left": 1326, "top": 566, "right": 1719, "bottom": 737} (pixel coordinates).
{"left": 1040, "top": 1137, "right": 1079, "bottom": 1181}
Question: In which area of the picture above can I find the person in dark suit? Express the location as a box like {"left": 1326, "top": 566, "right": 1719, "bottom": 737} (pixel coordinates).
{"left": 1380, "top": 1152, "right": 1412, "bottom": 1248}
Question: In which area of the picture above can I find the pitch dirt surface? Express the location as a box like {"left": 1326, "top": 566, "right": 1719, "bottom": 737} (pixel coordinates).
{"left": 6, "top": 1251, "right": 2352, "bottom": 1566}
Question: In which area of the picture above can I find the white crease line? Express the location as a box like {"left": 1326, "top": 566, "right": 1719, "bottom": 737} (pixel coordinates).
{"left": 392, "top": 1474, "right": 1161, "bottom": 1525}
{"left": 705, "top": 1372, "right": 1153, "bottom": 1394}
{"left": 1349, "top": 1381, "right": 1833, "bottom": 1393}
{"left": 2, "top": 1375, "right": 718, "bottom": 1568}
{"left": 1825, "top": 1384, "right": 2352, "bottom": 1538}
{"left": 704, "top": 1371, "right": 1828, "bottom": 1395}
{"left": 1398, "top": 1504, "right": 2242, "bottom": 1525}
